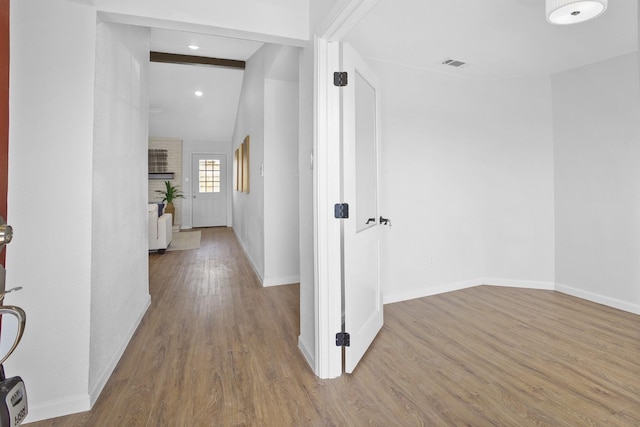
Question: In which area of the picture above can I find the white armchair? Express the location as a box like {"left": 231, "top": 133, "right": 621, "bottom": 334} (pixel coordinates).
{"left": 148, "top": 204, "right": 172, "bottom": 253}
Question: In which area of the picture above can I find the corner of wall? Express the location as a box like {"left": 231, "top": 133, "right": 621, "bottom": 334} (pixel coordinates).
{"left": 298, "top": 335, "right": 315, "bottom": 370}
{"left": 383, "top": 278, "right": 556, "bottom": 306}
{"left": 23, "top": 394, "right": 91, "bottom": 424}
{"left": 555, "top": 282, "right": 640, "bottom": 316}
{"left": 88, "top": 295, "right": 151, "bottom": 407}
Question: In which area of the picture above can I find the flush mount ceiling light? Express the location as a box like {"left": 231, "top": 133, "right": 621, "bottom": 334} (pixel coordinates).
{"left": 194, "top": 91, "right": 203, "bottom": 97}
{"left": 188, "top": 44, "right": 200, "bottom": 50}
{"left": 546, "top": 0, "right": 607, "bottom": 25}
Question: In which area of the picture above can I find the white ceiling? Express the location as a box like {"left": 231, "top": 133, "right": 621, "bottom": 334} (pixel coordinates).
{"left": 344, "top": 0, "right": 638, "bottom": 79}
{"left": 148, "top": 1, "right": 637, "bottom": 141}
{"left": 148, "top": 29, "right": 263, "bottom": 142}
{"left": 150, "top": 28, "right": 264, "bottom": 60}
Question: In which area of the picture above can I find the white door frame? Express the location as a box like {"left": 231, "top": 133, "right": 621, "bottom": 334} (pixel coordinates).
{"left": 313, "top": 0, "right": 381, "bottom": 379}
{"left": 187, "top": 151, "right": 233, "bottom": 229}
{"left": 191, "top": 152, "right": 228, "bottom": 227}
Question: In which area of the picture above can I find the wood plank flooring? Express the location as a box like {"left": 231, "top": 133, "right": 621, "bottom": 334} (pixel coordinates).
{"left": 29, "top": 227, "right": 640, "bottom": 426}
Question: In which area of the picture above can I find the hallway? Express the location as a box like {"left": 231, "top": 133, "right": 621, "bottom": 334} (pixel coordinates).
{"left": 30, "top": 228, "right": 308, "bottom": 425}
{"left": 28, "top": 228, "right": 640, "bottom": 426}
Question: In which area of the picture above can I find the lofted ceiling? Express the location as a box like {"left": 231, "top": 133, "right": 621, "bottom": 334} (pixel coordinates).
{"left": 148, "top": 29, "right": 263, "bottom": 142}
{"left": 344, "top": 0, "right": 638, "bottom": 79}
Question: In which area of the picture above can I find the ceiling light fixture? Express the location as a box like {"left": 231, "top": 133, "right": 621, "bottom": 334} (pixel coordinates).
{"left": 546, "top": 0, "right": 607, "bottom": 25}
{"left": 188, "top": 44, "right": 200, "bottom": 50}
{"left": 194, "top": 91, "right": 203, "bottom": 97}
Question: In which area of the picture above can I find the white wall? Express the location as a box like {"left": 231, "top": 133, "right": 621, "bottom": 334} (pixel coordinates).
{"left": 264, "top": 79, "right": 300, "bottom": 286}
{"left": 180, "top": 139, "right": 233, "bottom": 229}
{"left": 553, "top": 52, "right": 640, "bottom": 314}
{"left": 309, "top": 0, "right": 342, "bottom": 36}
{"left": 232, "top": 46, "right": 267, "bottom": 277}
{"left": 5, "top": 0, "right": 311, "bottom": 421}
{"left": 94, "top": 0, "right": 309, "bottom": 43}
{"left": 296, "top": 0, "right": 349, "bottom": 375}
{"left": 91, "top": 21, "right": 151, "bottom": 404}
{"left": 232, "top": 44, "right": 301, "bottom": 286}
{"left": 7, "top": 0, "right": 96, "bottom": 421}
{"left": 369, "top": 60, "right": 555, "bottom": 304}
{"left": 8, "top": 4, "right": 154, "bottom": 422}
{"left": 297, "top": 40, "right": 315, "bottom": 367}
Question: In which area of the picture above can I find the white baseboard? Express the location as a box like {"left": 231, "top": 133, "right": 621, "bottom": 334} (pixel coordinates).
{"left": 23, "top": 393, "right": 91, "bottom": 424}
{"left": 383, "top": 279, "right": 480, "bottom": 305}
{"left": 298, "top": 336, "right": 315, "bottom": 372}
{"left": 23, "top": 294, "right": 152, "bottom": 423}
{"left": 232, "top": 228, "right": 264, "bottom": 283}
{"left": 478, "top": 278, "right": 555, "bottom": 290}
{"left": 263, "top": 275, "right": 301, "bottom": 287}
{"left": 555, "top": 283, "right": 640, "bottom": 315}
{"left": 89, "top": 294, "right": 151, "bottom": 406}
{"left": 383, "top": 278, "right": 555, "bottom": 305}
{"left": 383, "top": 278, "right": 640, "bottom": 318}
{"left": 231, "top": 230, "right": 299, "bottom": 288}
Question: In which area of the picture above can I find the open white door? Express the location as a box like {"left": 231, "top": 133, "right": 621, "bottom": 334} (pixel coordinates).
{"left": 341, "top": 43, "right": 383, "bottom": 373}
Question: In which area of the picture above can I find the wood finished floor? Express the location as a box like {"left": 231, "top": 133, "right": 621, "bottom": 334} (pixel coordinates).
{"left": 29, "top": 228, "right": 640, "bottom": 426}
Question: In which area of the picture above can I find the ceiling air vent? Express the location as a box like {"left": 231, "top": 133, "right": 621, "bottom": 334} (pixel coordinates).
{"left": 441, "top": 58, "right": 468, "bottom": 68}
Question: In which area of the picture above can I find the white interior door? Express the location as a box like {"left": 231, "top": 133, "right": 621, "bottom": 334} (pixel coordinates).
{"left": 342, "top": 43, "right": 383, "bottom": 373}
{"left": 192, "top": 154, "right": 227, "bottom": 227}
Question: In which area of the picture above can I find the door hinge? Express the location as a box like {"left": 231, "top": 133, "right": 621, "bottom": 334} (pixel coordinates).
{"left": 336, "top": 332, "right": 350, "bottom": 347}
{"left": 334, "top": 71, "right": 348, "bottom": 87}
{"left": 334, "top": 203, "right": 349, "bottom": 219}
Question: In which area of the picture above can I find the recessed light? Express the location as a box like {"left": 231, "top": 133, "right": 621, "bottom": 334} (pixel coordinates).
{"left": 194, "top": 91, "right": 203, "bottom": 97}
{"left": 188, "top": 44, "right": 200, "bottom": 50}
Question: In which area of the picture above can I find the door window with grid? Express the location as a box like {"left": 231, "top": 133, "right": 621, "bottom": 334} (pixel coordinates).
{"left": 198, "top": 159, "right": 221, "bottom": 193}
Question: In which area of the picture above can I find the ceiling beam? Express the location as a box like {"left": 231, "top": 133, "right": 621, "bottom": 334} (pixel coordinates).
{"left": 150, "top": 51, "right": 245, "bottom": 69}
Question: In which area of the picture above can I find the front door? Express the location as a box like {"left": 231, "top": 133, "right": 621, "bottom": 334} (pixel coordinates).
{"left": 341, "top": 43, "right": 383, "bottom": 373}
{"left": 0, "top": 0, "right": 9, "bottom": 292}
{"left": 192, "top": 154, "right": 227, "bottom": 227}
{"left": 0, "top": 0, "right": 8, "bottom": 266}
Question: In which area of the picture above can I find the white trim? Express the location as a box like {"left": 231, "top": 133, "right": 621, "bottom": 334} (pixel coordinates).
{"left": 87, "top": 295, "right": 151, "bottom": 405}
{"left": 232, "top": 225, "right": 298, "bottom": 289}
{"left": 189, "top": 152, "right": 230, "bottom": 228}
{"left": 480, "top": 278, "right": 556, "bottom": 291}
{"left": 263, "top": 276, "right": 301, "bottom": 287}
{"left": 23, "top": 394, "right": 91, "bottom": 424}
{"left": 97, "top": 12, "right": 307, "bottom": 48}
{"left": 231, "top": 228, "right": 300, "bottom": 288}
{"left": 383, "top": 279, "right": 482, "bottom": 305}
{"left": 298, "top": 335, "right": 315, "bottom": 368}
{"left": 313, "top": 0, "right": 385, "bottom": 379}
{"left": 232, "top": 228, "right": 264, "bottom": 283}
{"left": 313, "top": 37, "right": 343, "bottom": 379}
{"left": 67, "top": 0, "right": 95, "bottom": 6}
{"left": 383, "top": 278, "right": 640, "bottom": 318}
{"left": 383, "top": 278, "right": 555, "bottom": 305}
{"left": 316, "top": 0, "right": 382, "bottom": 41}
{"left": 555, "top": 283, "right": 640, "bottom": 315}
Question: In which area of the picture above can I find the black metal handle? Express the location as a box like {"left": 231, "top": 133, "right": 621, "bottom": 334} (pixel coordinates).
{"left": 366, "top": 217, "right": 376, "bottom": 224}
{"left": 380, "top": 216, "right": 391, "bottom": 226}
